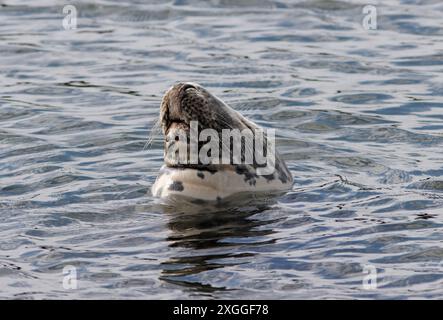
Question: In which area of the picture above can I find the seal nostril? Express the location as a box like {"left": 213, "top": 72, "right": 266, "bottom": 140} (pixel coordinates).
{"left": 181, "top": 83, "right": 196, "bottom": 93}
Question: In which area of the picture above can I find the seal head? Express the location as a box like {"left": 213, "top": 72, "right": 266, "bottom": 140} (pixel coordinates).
{"left": 152, "top": 82, "right": 293, "bottom": 202}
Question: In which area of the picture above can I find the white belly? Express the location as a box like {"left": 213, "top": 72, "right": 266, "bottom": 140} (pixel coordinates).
{"left": 152, "top": 165, "right": 292, "bottom": 201}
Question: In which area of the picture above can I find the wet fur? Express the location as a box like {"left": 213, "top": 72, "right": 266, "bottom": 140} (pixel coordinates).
{"left": 152, "top": 82, "right": 293, "bottom": 201}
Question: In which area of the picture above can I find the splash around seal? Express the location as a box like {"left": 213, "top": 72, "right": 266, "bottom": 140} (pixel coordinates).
{"left": 151, "top": 82, "right": 293, "bottom": 202}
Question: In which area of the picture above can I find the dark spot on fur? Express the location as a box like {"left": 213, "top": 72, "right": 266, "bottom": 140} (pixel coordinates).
{"left": 167, "top": 165, "right": 218, "bottom": 174}
{"left": 275, "top": 161, "right": 289, "bottom": 184}
{"left": 235, "top": 165, "right": 257, "bottom": 185}
{"left": 197, "top": 171, "right": 205, "bottom": 179}
{"left": 203, "top": 167, "right": 218, "bottom": 174}
{"left": 168, "top": 181, "right": 184, "bottom": 191}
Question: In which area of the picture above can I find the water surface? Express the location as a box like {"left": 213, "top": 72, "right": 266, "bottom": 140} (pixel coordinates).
{"left": 1, "top": 0, "right": 443, "bottom": 299}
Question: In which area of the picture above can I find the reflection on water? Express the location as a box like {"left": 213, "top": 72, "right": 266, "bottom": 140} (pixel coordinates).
{"left": 1, "top": 0, "right": 443, "bottom": 299}
{"left": 161, "top": 204, "right": 276, "bottom": 293}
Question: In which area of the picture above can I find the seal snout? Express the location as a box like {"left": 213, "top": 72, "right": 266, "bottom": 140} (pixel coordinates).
{"left": 160, "top": 83, "right": 191, "bottom": 133}
{"left": 172, "top": 82, "right": 200, "bottom": 101}
{"left": 161, "top": 82, "right": 208, "bottom": 134}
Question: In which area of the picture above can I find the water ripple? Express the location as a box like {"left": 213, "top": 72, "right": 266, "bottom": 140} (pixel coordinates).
{"left": 0, "top": 0, "right": 442, "bottom": 299}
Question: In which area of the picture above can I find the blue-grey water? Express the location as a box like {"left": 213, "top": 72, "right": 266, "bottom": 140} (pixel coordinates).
{"left": 1, "top": 0, "right": 443, "bottom": 299}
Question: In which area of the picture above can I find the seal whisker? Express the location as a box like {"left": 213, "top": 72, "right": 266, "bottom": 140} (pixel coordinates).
{"left": 144, "top": 118, "right": 161, "bottom": 151}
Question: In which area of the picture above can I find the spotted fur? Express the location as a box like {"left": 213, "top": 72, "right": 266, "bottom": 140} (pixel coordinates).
{"left": 152, "top": 82, "right": 293, "bottom": 202}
